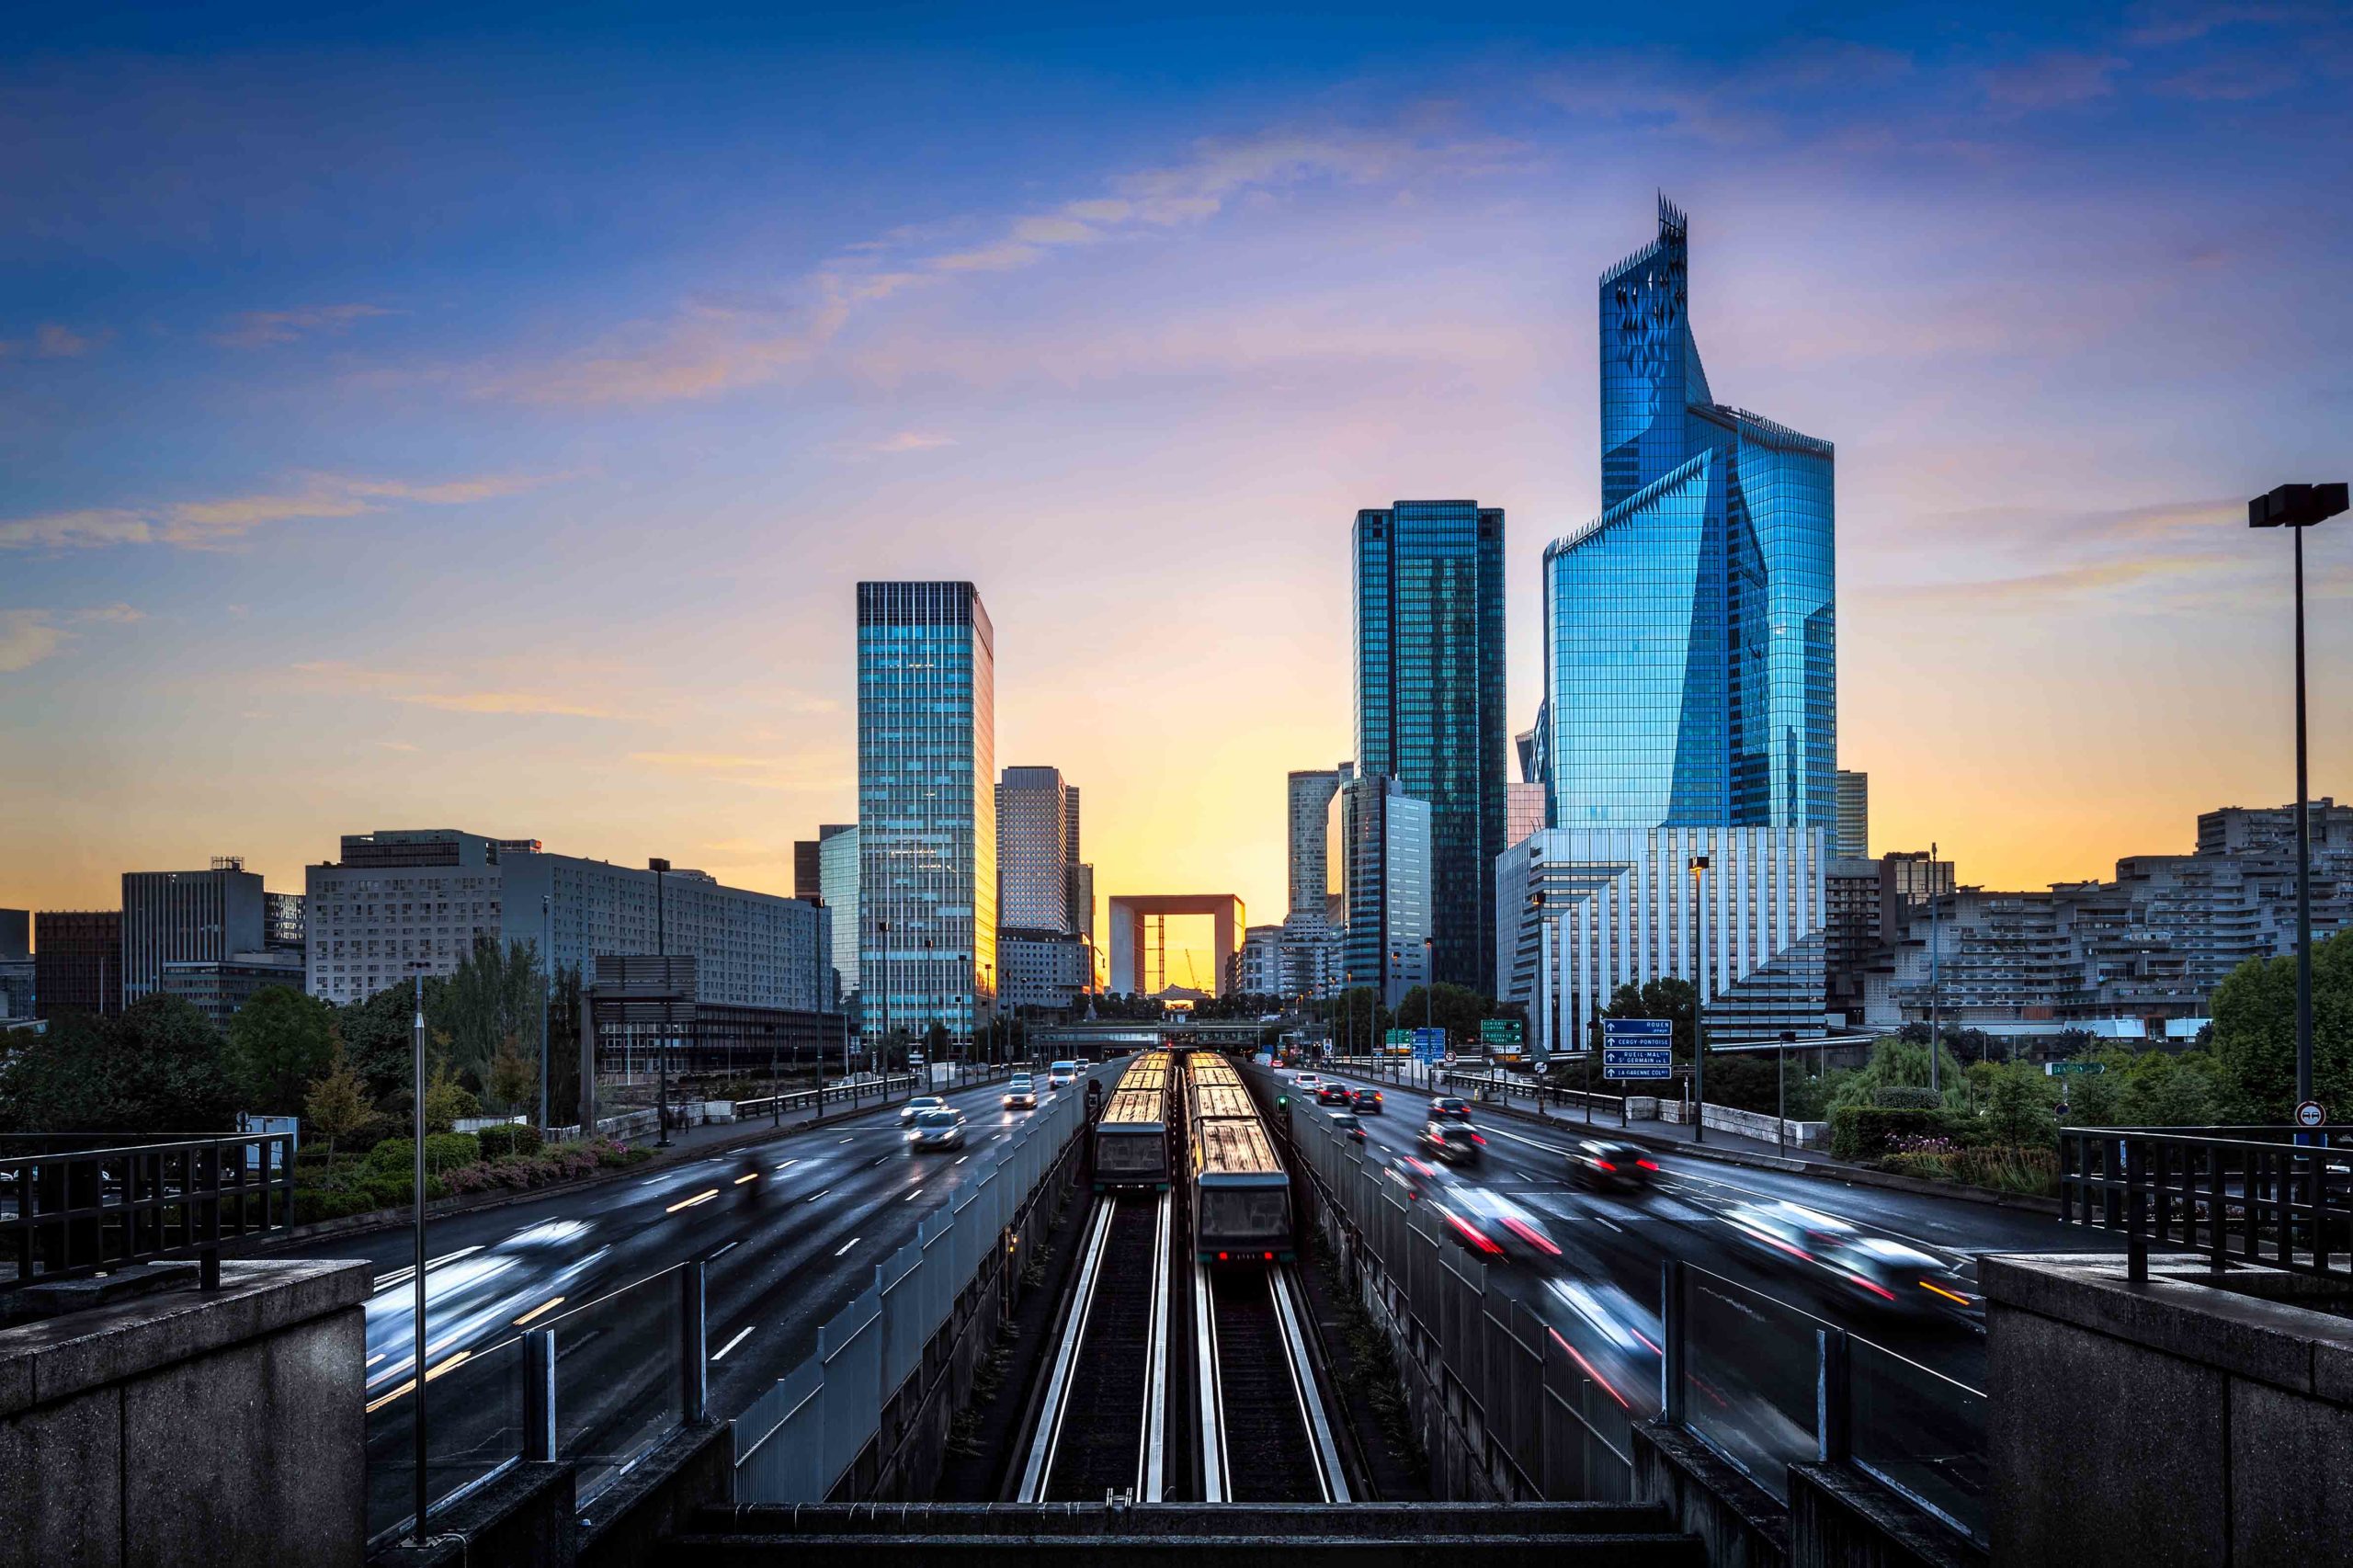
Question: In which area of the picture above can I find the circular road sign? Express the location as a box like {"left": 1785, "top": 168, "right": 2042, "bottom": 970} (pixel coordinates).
{"left": 2054, "top": 1100, "right": 2070, "bottom": 1119}
{"left": 2296, "top": 1099, "right": 2327, "bottom": 1130}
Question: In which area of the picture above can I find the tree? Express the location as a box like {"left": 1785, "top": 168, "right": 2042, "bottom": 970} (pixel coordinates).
{"left": 1605, "top": 978, "right": 1696, "bottom": 1058}
{"left": 303, "top": 1039, "right": 376, "bottom": 1160}
{"left": 0, "top": 995, "right": 238, "bottom": 1134}
{"left": 335, "top": 981, "right": 430, "bottom": 1119}
{"left": 485, "top": 1033, "right": 535, "bottom": 1115}
{"left": 1828, "top": 1038, "right": 1970, "bottom": 1111}
{"left": 422, "top": 1060, "right": 479, "bottom": 1133}
{"left": 1985, "top": 1062, "right": 2059, "bottom": 1147}
{"left": 1392, "top": 983, "right": 1493, "bottom": 1044}
{"left": 227, "top": 984, "right": 337, "bottom": 1113}
{"left": 429, "top": 937, "right": 543, "bottom": 1089}
{"left": 2211, "top": 930, "right": 2353, "bottom": 1122}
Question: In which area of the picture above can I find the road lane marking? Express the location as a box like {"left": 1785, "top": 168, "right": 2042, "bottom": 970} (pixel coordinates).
{"left": 711, "top": 1325, "right": 755, "bottom": 1361}
{"left": 666, "top": 1188, "right": 720, "bottom": 1213}
{"left": 709, "top": 1241, "right": 741, "bottom": 1260}
{"left": 835, "top": 1236, "right": 861, "bottom": 1257}
{"left": 871, "top": 1155, "right": 889, "bottom": 1167}
{"left": 954, "top": 1155, "right": 968, "bottom": 1165}
{"left": 372, "top": 1244, "right": 483, "bottom": 1292}
{"left": 774, "top": 1160, "right": 798, "bottom": 1172}
{"left": 904, "top": 1188, "right": 923, "bottom": 1202}
{"left": 805, "top": 1188, "right": 830, "bottom": 1204}
{"left": 513, "top": 1296, "right": 565, "bottom": 1325}
{"left": 839, "top": 1138, "right": 853, "bottom": 1144}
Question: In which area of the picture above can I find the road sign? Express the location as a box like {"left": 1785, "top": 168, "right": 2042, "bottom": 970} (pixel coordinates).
{"left": 2297, "top": 1099, "right": 2327, "bottom": 1130}
{"left": 1384, "top": 1029, "right": 1411, "bottom": 1047}
{"left": 1602, "top": 1017, "right": 1675, "bottom": 1080}
{"left": 1481, "top": 1018, "right": 1524, "bottom": 1046}
{"left": 2054, "top": 1100, "right": 2070, "bottom": 1119}
{"left": 2044, "top": 1061, "right": 2108, "bottom": 1076}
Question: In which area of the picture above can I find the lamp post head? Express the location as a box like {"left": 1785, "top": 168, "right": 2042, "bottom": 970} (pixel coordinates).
{"left": 1688, "top": 855, "right": 1710, "bottom": 877}
{"left": 648, "top": 857, "right": 670, "bottom": 874}
{"left": 2249, "top": 483, "right": 2348, "bottom": 528}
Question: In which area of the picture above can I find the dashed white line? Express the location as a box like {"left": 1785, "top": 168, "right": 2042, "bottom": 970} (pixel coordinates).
{"left": 954, "top": 1155, "right": 968, "bottom": 1165}
{"left": 711, "top": 1325, "right": 755, "bottom": 1361}
{"left": 904, "top": 1188, "right": 923, "bottom": 1202}
{"left": 773, "top": 1159, "right": 798, "bottom": 1172}
{"left": 805, "top": 1188, "right": 831, "bottom": 1204}
{"left": 835, "top": 1236, "right": 861, "bottom": 1257}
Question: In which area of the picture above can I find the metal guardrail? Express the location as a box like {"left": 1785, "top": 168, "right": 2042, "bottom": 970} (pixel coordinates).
{"left": 2060, "top": 1125, "right": 2353, "bottom": 1282}
{"left": 733, "top": 1080, "right": 1091, "bottom": 1501}
{"left": 0, "top": 1132, "right": 294, "bottom": 1290}
{"left": 731, "top": 1070, "right": 935, "bottom": 1121}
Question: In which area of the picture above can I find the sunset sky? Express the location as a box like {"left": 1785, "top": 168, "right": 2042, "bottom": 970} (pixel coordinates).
{"left": 5, "top": 3, "right": 2350, "bottom": 981}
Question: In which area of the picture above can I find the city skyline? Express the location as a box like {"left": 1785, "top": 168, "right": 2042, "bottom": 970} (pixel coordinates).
{"left": 5, "top": 5, "right": 2352, "bottom": 982}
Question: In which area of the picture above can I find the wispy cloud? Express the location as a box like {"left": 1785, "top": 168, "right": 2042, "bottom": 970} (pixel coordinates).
{"left": 485, "top": 123, "right": 1528, "bottom": 405}
{"left": 0, "top": 323, "right": 99, "bottom": 359}
{"left": 211, "top": 302, "right": 392, "bottom": 348}
{"left": 867, "top": 431, "right": 955, "bottom": 454}
{"left": 1984, "top": 51, "right": 2129, "bottom": 109}
{"left": 0, "top": 471, "right": 560, "bottom": 551}
{"left": 0, "top": 602, "right": 145, "bottom": 673}
{"left": 627, "top": 751, "right": 848, "bottom": 790}
{"left": 1881, "top": 554, "right": 2219, "bottom": 610}
{"left": 294, "top": 660, "right": 624, "bottom": 720}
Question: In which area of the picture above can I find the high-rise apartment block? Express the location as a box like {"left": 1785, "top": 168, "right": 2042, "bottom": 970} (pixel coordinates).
{"left": 304, "top": 831, "right": 508, "bottom": 1005}
{"left": 1547, "top": 198, "right": 1836, "bottom": 834}
{"left": 1834, "top": 771, "right": 1870, "bottom": 859}
{"left": 858, "top": 582, "right": 995, "bottom": 1046}
{"left": 1355, "top": 500, "right": 1506, "bottom": 993}
{"left": 996, "top": 767, "right": 1080, "bottom": 934}
{"left": 121, "top": 859, "right": 267, "bottom": 1004}
{"left": 32, "top": 910, "right": 121, "bottom": 1017}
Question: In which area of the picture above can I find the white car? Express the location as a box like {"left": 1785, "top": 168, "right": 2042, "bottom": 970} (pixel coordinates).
{"left": 1047, "top": 1061, "right": 1079, "bottom": 1089}
{"left": 906, "top": 1108, "right": 966, "bottom": 1150}
{"left": 898, "top": 1094, "right": 949, "bottom": 1125}
{"left": 1003, "top": 1076, "right": 1039, "bottom": 1109}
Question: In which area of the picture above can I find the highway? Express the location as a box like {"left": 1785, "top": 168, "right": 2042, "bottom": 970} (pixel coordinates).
{"left": 331, "top": 1068, "right": 1113, "bottom": 1538}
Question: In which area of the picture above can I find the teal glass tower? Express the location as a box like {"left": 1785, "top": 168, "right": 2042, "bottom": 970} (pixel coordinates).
{"left": 1548, "top": 198, "right": 1836, "bottom": 831}
{"left": 1354, "top": 500, "right": 1506, "bottom": 994}
{"left": 857, "top": 581, "right": 995, "bottom": 1049}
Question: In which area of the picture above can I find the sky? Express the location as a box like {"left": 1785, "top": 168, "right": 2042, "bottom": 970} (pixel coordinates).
{"left": 4, "top": 2, "right": 2351, "bottom": 980}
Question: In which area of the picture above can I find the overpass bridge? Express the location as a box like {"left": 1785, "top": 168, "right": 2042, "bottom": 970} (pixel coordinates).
{"left": 1028, "top": 1017, "right": 1275, "bottom": 1051}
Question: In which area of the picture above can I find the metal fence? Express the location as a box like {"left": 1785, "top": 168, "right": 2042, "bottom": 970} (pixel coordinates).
{"left": 0, "top": 1131, "right": 294, "bottom": 1289}
{"left": 733, "top": 1083, "right": 1089, "bottom": 1501}
{"left": 1289, "top": 1100, "right": 1987, "bottom": 1543}
{"left": 2061, "top": 1125, "right": 2353, "bottom": 1281}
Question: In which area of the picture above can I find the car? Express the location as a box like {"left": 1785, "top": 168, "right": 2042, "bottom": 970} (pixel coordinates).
{"left": 1315, "top": 1082, "right": 1352, "bottom": 1106}
{"left": 898, "top": 1094, "right": 950, "bottom": 1124}
{"left": 1326, "top": 1110, "right": 1368, "bottom": 1145}
{"left": 1568, "top": 1139, "right": 1658, "bottom": 1191}
{"left": 1293, "top": 1073, "right": 1322, "bottom": 1092}
{"left": 1427, "top": 1181, "right": 1563, "bottom": 1262}
{"left": 1350, "top": 1086, "right": 1384, "bottom": 1114}
{"left": 1416, "top": 1118, "right": 1485, "bottom": 1166}
{"left": 1427, "top": 1096, "right": 1473, "bottom": 1122}
{"left": 906, "top": 1108, "right": 966, "bottom": 1150}
{"left": 1047, "top": 1061, "right": 1079, "bottom": 1089}
{"left": 1721, "top": 1199, "right": 1969, "bottom": 1314}
{"left": 1003, "top": 1076, "right": 1038, "bottom": 1109}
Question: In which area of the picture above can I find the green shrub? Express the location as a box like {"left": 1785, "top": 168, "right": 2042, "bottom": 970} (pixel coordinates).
{"left": 366, "top": 1133, "right": 481, "bottom": 1177}
{"left": 1952, "top": 1144, "right": 2059, "bottom": 1197}
{"left": 1830, "top": 1106, "right": 1942, "bottom": 1161}
{"left": 1873, "top": 1086, "right": 1944, "bottom": 1110}
{"left": 1880, "top": 1151, "right": 1959, "bottom": 1181}
{"left": 476, "top": 1123, "right": 544, "bottom": 1160}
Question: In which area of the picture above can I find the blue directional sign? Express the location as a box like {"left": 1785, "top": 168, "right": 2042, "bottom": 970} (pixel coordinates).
{"left": 1602, "top": 1017, "right": 1675, "bottom": 1080}
{"left": 1412, "top": 1028, "right": 1446, "bottom": 1062}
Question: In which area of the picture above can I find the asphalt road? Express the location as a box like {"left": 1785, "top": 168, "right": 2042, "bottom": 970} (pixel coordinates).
{"left": 1284, "top": 1062, "right": 2110, "bottom": 1525}
{"left": 336, "top": 1067, "right": 1117, "bottom": 1539}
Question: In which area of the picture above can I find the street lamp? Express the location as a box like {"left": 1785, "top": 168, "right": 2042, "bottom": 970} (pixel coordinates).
{"left": 2250, "top": 482, "right": 2347, "bottom": 1125}
{"left": 1688, "top": 856, "right": 1709, "bottom": 1144}
{"left": 649, "top": 857, "right": 671, "bottom": 1148}
{"left": 404, "top": 959, "right": 433, "bottom": 1545}
{"left": 1778, "top": 1029, "right": 1797, "bottom": 1153}
{"left": 539, "top": 893, "right": 551, "bottom": 1135}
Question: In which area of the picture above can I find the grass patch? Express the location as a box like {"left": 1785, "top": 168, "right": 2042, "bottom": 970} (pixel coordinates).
{"left": 1310, "top": 1229, "right": 1427, "bottom": 1476}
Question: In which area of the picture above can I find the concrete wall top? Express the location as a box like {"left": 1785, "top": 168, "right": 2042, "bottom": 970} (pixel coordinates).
{"left": 0, "top": 1258, "right": 369, "bottom": 1418}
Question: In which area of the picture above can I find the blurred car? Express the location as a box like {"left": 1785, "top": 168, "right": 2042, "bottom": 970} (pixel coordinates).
{"left": 898, "top": 1094, "right": 949, "bottom": 1124}
{"left": 1326, "top": 1109, "right": 1368, "bottom": 1145}
{"left": 906, "top": 1108, "right": 967, "bottom": 1150}
{"left": 1722, "top": 1199, "right": 1969, "bottom": 1314}
{"left": 1429, "top": 1182, "right": 1563, "bottom": 1262}
{"left": 1427, "top": 1096, "right": 1473, "bottom": 1122}
{"left": 1047, "top": 1061, "right": 1080, "bottom": 1089}
{"left": 1315, "top": 1082, "right": 1353, "bottom": 1106}
{"left": 1567, "top": 1139, "right": 1659, "bottom": 1192}
{"left": 1416, "top": 1118, "right": 1486, "bottom": 1166}
{"left": 1002, "top": 1076, "right": 1038, "bottom": 1109}
{"left": 1350, "top": 1086, "right": 1384, "bottom": 1114}
{"left": 1293, "top": 1073, "right": 1323, "bottom": 1093}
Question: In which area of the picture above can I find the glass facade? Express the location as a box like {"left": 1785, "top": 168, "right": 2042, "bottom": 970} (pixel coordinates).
{"left": 1355, "top": 500, "right": 1506, "bottom": 993}
{"left": 1554, "top": 198, "right": 1836, "bottom": 835}
{"left": 857, "top": 582, "right": 995, "bottom": 1048}
{"left": 1339, "top": 774, "right": 1432, "bottom": 1008}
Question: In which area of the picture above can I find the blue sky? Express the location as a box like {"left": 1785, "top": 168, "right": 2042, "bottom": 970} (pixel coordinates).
{"left": 5, "top": 1, "right": 2350, "bottom": 934}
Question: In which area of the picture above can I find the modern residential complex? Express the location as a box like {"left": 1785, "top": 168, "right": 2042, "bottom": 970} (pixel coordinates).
{"left": 857, "top": 581, "right": 995, "bottom": 1047}
{"left": 121, "top": 859, "right": 268, "bottom": 1004}
{"left": 1497, "top": 824, "right": 1831, "bottom": 1049}
{"left": 818, "top": 823, "right": 858, "bottom": 1004}
{"left": 1354, "top": 499, "right": 1506, "bottom": 992}
{"left": 1835, "top": 771, "right": 1870, "bottom": 860}
{"left": 1337, "top": 773, "right": 1434, "bottom": 1007}
{"left": 31, "top": 909, "right": 121, "bottom": 1017}
{"left": 996, "top": 767, "right": 1081, "bottom": 934}
{"left": 1543, "top": 198, "right": 1836, "bottom": 835}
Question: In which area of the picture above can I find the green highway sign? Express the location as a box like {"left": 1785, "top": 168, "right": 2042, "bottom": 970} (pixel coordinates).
{"left": 1480, "top": 1019, "right": 1524, "bottom": 1045}
{"left": 2044, "top": 1061, "right": 2108, "bottom": 1076}
{"left": 1384, "top": 1029, "right": 1412, "bottom": 1046}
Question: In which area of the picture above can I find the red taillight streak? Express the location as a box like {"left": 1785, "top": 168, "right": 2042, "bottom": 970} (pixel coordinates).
{"left": 1850, "top": 1275, "right": 1897, "bottom": 1301}
{"left": 1595, "top": 1159, "right": 1618, "bottom": 1172}
{"left": 1470, "top": 1133, "right": 1487, "bottom": 1145}
{"left": 1504, "top": 1218, "right": 1562, "bottom": 1256}
{"left": 1448, "top": 1215, "right": 1505, "bottom": 1255}
{"left": 1548, "top": 1327, "right": 1631, "bottom": 1411}
{"left": 1632, "top": 1330, "right": 1662, "bottom": 1357}
{"left": 1636, "top": 1159, "right": 1660, "bottom": 1171}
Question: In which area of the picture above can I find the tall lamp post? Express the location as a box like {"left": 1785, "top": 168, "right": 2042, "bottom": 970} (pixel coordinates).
{"left": 405, "top": 960, "right": 432, "bottom": 1544}
{"left": 1928, "top": 841, "right": 1941, "bottom": 1100}
{"left": 1689, "top": 856, "right": 1709, "bottom": 1145}
{"left": 649, "top": 857, "right": 672, "bottom": 1148}
{"left": 538, "top": 893, "right": 551, "bottom": 1135}
{"left": 2251, "top": 483, "right": 2347, "bottom": 1126}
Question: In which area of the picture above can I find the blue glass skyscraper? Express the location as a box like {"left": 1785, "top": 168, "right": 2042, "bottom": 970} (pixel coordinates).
{"left": 1355, "top": 500, "right": 1506, "bottom": 994}
{"left": 1546, "top": 199, "right": 1836, "bottom": 832}
{"left": 858, "top": 581, "right": 995, "bottom": 1049}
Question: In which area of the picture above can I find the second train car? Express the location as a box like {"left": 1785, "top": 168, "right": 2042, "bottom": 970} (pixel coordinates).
{"left": 1185, "top": 1051, "right": 1293, "bottom": 1264}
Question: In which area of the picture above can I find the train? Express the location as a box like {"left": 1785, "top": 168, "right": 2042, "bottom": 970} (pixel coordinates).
{"left": 1184, "top": 1051, "right": 1294, "bottom": 1266}
{"left": 1091, "top": 1049, "right": 1175, "bottom": 1191}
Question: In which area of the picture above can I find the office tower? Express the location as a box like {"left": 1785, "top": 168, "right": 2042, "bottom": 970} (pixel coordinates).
{"left": 996, "top": 767, "right": 1078, "bottom": 933}
{"left": 858, "top": 582, "right": 995, "bottom": 1047}
{"left": 0, "top": 909, "right": 27, "bottom": 961}
{"left": 160, "top": 953, "right": 305, "bottom": 1029}
{"left": 1065, "top": 861, "right": 1094, "bottom": 946}
{"left": 818, "top": 824, "right": 859, "bottom": 1004}
{"left": 1835, "top": 771, "right": 1870, "bottom": 860}
{"left": 996, "top": 929, "right": 1089, "bottom": 1011}
{"left": 1506, "top": 783, "right": 1547, "bottom": 851}
{"left": 33, "top": 909, "right": 122, "bottom": 1017}
{"left": 1355, "top": 500, "right": 1506, "bottom": 993}
{"left": 793, "top": 839, "right": 824, "bottom": 902}
{"left": 305, "top": 831, "right": 509, "bottom": 1004}
{"left": 121, "top": 858, "right": 267, "bottom": 1004}
{"left": 1338, "top": 773, "right": 1433, "bottom": 1008}
{"left": 264, "top": 892, "right": 304, "bottom": 952}
{"left": 1287, "top": 768, "right": 1344, "bottom": 920}
{"left": 1550, "top": 197, "right": 1835, "bottom": 833}
{"left": 1879, "top": 849, "right": 1957, "bottom": 945}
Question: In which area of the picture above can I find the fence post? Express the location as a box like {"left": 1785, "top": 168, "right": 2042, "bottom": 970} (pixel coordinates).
{"left": 2125, "top": 1136, "right": 2149, "bottom": 1283}
{"left": 682, "top": 1261, "right": 709, "bottom": 1423}
{"left": 525, "top": 1329, "right": 557, "bottom": 1460}
{"left": 1813, "top": 1326, "right": 1849, "bottom": 1464}
{"left": 1660, "top": 1257, "right": 1686, "bottom": 1426}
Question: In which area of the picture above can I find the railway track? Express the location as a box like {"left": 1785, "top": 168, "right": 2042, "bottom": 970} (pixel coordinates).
{"left": 1195, "top": 1265, "right": 1350, "bottom": 1503}
{"left": 1018, "top": 1192, "right": 1173, "bottom": 1502}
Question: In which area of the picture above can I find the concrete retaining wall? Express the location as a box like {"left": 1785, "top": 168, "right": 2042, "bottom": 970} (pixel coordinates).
{"left": 0, "top": 1258, "right": 371, "bottom": 1568}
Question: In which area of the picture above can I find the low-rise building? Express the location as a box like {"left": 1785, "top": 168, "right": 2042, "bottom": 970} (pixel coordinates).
{"left": 34, "top": 909, "right": 121, "bottom": 1018}
{"left": 996, "top": 927, "right": 1090, "bottom": 1013}
{"left": 159, "top": 952, "right": 306, "bottom": 1030}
